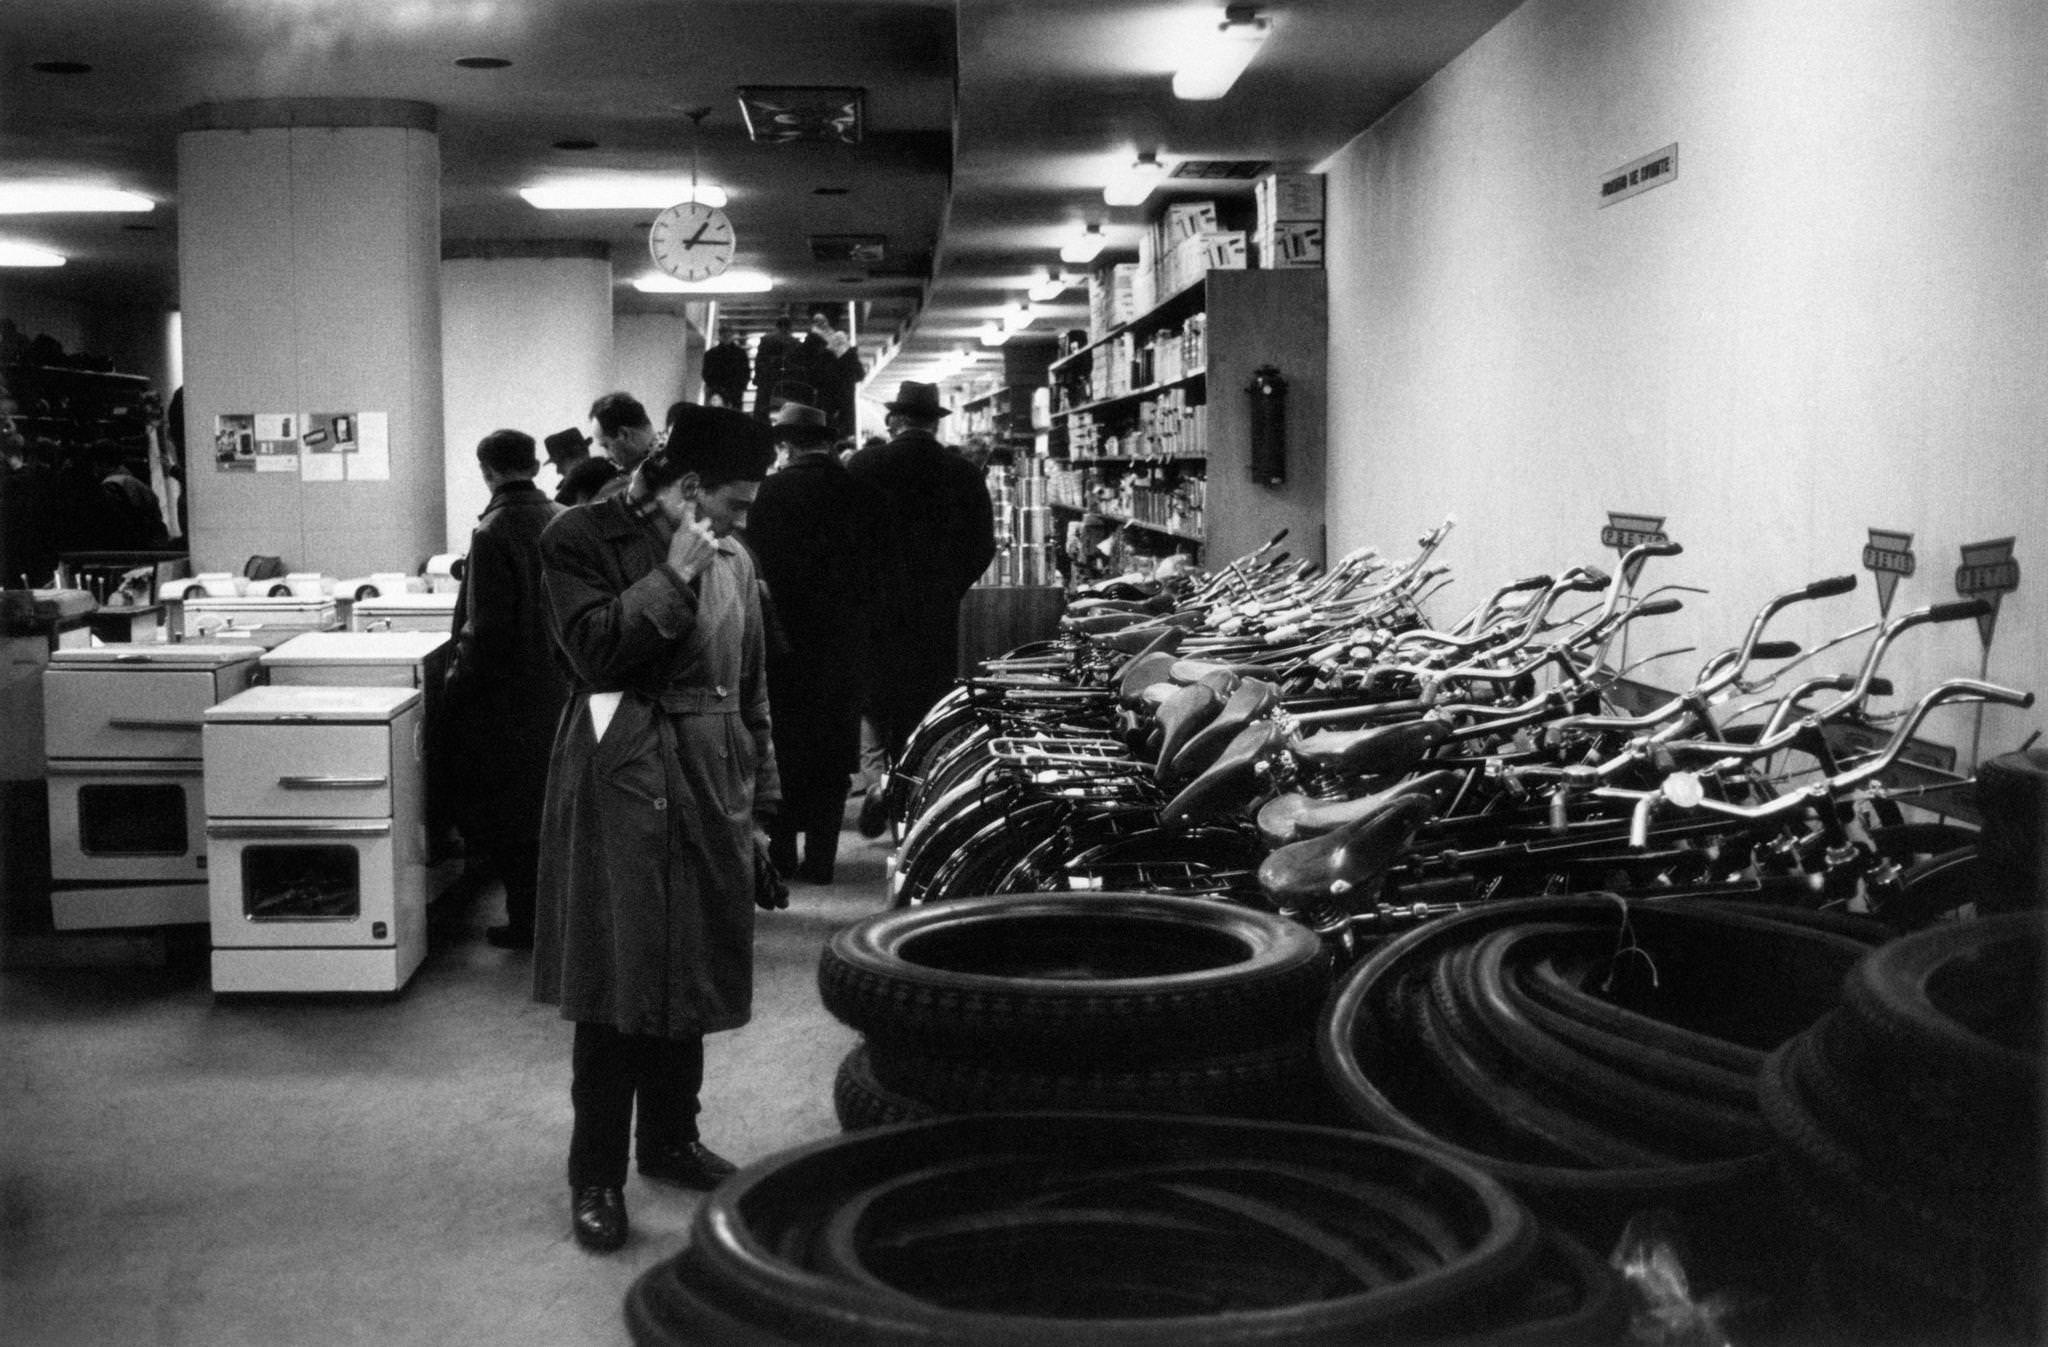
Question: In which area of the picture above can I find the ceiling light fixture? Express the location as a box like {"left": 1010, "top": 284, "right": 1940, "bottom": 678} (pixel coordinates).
{"left": 0, "top": 185, "right": 153, "bottom": 214}
{"left": 1171, "top": 5, "right": 1271, "bottom": 101}
{"left": 633, "top": 269, "right": 772, "bottom": 294}
{"left": 1002, "top": 301, "right": 1036, "bottom": 333}
{"left": 978, "top": 323, "right": 1009, "bottom": 347}
{"left": 521, "top": 180, "right": 728, "bottom": 210}
{"left": 1059, "top": 222, "right": 1107, "bottom": 265}
{"left": 1103, "top": 151, "right": 1166, "bottom": 207}
{"left": 1027, "top": 269, "right": 1067, "bottom": 303}
{"left": 0, "top": 241, "right": 66, "bottom": 267}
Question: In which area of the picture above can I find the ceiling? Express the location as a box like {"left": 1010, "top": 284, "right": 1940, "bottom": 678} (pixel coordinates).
{"left": 0, "top": 0, "right": 1521, "bottom": 395}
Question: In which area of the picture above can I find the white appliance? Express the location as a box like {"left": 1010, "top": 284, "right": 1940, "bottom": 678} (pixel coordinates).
{"left": 178, "top": 595, "right": 340, "bottom": 647}
{"left": 203, "top": 685, "right": 427, "bottom": 994}
{"left": 349, "top": 592, "right": 458, "bottom": 634}
{"left": 42, "top": 644, "right": 263, "bottom": 928}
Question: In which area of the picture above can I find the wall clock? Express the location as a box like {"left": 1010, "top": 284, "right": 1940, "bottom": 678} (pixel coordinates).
{"left": 649, "top": 200, "right": 736, "bottom": 282}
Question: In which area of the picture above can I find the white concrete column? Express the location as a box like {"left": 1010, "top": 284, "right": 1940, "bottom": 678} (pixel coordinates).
{"left": 177, "top": 99, "right": 444, "bottom": 578}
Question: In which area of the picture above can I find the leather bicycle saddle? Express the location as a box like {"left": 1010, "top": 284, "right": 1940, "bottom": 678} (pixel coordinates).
{"left": 1256, "top": 792, "right": 1438, "bottom": 915}
{"left": 1291, "top": 717, "right": 1450, "bottom": 777}
{"left": 1153, "top": 675, "right": 1238, "bottom": 778}
{"left": 1170, "top": 656, "right": 1287, "bottom": 684}
{"left": 1164, "top": 677, "right": 1281, "bottom": 788}
{"left": 1117, "top": 651, "right": 1181, "bottom": 705}
{"left": 1256, "top": 768, "right": 1463, "bottom": 847}
{"left": 1096, "top": 623, "right": 1188, "bottom": 656}
{"left": 1064, "top": 609, "right": 1152, "bottom": 636}
{"left": 1160, "top": 719, "right": 1286, "bottom": 830}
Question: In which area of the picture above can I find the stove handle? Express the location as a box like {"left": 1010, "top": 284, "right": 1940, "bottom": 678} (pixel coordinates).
{"left": 207, "top": 820, "right": 392, "bottom": 839}
{"left": 278, "top": 775, "right": 390, "bottom": 790}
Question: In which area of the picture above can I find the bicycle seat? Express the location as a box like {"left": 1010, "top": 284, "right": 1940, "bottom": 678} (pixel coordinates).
{"left": 1256, "top": 768, "right": 1463, "bottom": 847}
{"left": 1160, "top": 720, "right": 1286, "bottom": 829}
{"left": 1117, "top": 651, "right": 1180, "bottom": 704}
{"left": 1164, "top": 677, "right": 1281, "bottom": 787}
{"left": 1153, "top": 680, "right": 1229, "bottom": 777}
{"left": 1170, "top": 656, "right": 1288, "bottom": 684}
{"left": 1097, "top": 624, "right": 1185, "bottom": 657}
{"left": 1292, "top": 718, "right": 1451, "bottom": 776}
{"left": 1256, "top": 793, "right": 1438, "bottom": 915}
{"left": 1064, "top": 609, "right": 1151, "bottom": 636}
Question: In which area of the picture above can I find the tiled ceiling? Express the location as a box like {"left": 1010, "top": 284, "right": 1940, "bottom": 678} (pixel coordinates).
{"left": 0, "top": 0, "right": 1522, "bottom": 389}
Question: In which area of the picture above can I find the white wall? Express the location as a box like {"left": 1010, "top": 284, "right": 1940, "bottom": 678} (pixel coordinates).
{"left": 1324, "top": 0, "right": 2046, "bottom": 766}
{"left": 611, "top": 311, "right": 695, "bottom": 424}
{"left": 440, "top": 257, "right": 613, "bottom": 545}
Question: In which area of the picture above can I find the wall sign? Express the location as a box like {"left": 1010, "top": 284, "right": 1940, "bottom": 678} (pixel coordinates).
{"left": 1954, "top": 536, "right": 2020, "bottom": 649}
{"left": 1598, "top": 144, "right": 1678, "bottom": 209}
{"left": 1862, "top": 529, "right": 1915, "bottom": 618}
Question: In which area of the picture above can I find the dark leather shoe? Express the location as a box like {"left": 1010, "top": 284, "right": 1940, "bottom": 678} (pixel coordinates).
{"left": 571, "top": 1185, "right": 627, "bottom": 1253}
{"left": 637, "top": 1141, "right": 739, "bottom": 1190}
{"left": 856, "top": 792, "right": 887, "bottom": 839}
{"left": 484, "top": 924, "right": 533, "bottom": 950}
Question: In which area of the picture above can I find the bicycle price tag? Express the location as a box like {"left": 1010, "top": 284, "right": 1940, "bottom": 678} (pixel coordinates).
{"left": 1601, "top": 512, "right": 1670, "bottom": 586}
{"left": 1862, "top": 529, "right": 1915, "bottom": 619}
{"left": 1954, "top": 536, "right": 2020, "bottom": 649}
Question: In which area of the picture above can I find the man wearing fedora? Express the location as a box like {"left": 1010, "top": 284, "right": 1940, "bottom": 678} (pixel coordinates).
{"left": 846, "top": 381, "right": 997, "bottom": 836}
{"left": 748, "top": 402, "right": 886, "bottom": 882}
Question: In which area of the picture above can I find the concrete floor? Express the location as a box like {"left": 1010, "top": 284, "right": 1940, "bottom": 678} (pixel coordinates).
{"left": 1, "top": 818, "right": 880, "bottom": 1346}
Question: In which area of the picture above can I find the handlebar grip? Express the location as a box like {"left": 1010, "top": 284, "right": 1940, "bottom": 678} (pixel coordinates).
{"left": 1927, "top": 598, "right": 1990, "bottom": 623}
{"left": 1868, "top": 677, "right": 1894, "bottom": 697}
{"left": 1803, "top": 574, "right": 1857, "bottom": 599}
{"left": 1575, "top": 566, "right": 1612, "bottom": 590}
{"left": 1506, "top": 574, "right": 1551, "bottom": 593}
{"left": 1262, "top": 529, "right": 1289, "bottom": 549}
{"left": 1634, "top": 597, "right": 1683, "bottom": 617}
{"left": 1751, "top": 639, "right": 1801, "bottom": 661}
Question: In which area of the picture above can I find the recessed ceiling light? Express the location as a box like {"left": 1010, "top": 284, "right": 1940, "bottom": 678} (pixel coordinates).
{"left": 0, "top": 185, "right": 154, "bottom": 214}
{"left": 813, "top": 187, "right": 850, "bottom": 196}
{"left": 521, "top": 180, "right": 727, "bottom": 210}
{"left": 30, "top": 61, "right": 92, "bottom": 75}
{"left": 553, "top": 139, "right": 599, "bottom": 152}
{"left": 0, "top": 241, "right": 66, "bottom": 267}
{"left": 454, "top": 56, "right": 512, "bottom": 69}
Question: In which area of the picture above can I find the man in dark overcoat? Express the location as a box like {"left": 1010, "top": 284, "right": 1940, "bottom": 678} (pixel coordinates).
{"left": 749, "top": 318, "right": 797, "bottom": 420}
{"left": 847, "top": 380, "right": 997, "bottom": 812}
{"left": 531, "top": 403, "right": 781, "bottom": 1254}
{"left": 701, "top": 334, "right": 751, "bottom": 412}
{"left": 746, "top": 402, "right": 885, "bottom": 882}
{"left": 444, "top": 429, "right": 568, "bottom": 949}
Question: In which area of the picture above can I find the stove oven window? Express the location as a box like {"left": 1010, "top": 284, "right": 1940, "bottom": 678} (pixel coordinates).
{"left": 77, "top": 783, "right": 190, "bottom": 856}
{"left": 240, "top": 845, "right": 362, "bottom": 922}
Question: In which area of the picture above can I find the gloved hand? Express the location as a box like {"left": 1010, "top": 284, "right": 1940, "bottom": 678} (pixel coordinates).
{"left": 751, "top": 837, "right": 790, "bottom": 911}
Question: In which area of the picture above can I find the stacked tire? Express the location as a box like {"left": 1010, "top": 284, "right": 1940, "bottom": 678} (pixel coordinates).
{"left": 817, "top": 893, "right": 1340, "bottom": 1128}
{"left": 1759, "top": 912, "right": 2045, "bottom": 1344}
{"left": 1318, "top": 896, "right": 1885, "bottom": 1295}
{"left": 624, "top": 1112, "right": 1630, "bottom": 1346}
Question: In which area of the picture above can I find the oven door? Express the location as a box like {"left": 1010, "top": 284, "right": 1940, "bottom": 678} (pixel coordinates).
{"left": 47, "top": 760, "right": 208, "bottom": 884}
{"left": 205, "top": 820, "right": 399, "bottom": 948}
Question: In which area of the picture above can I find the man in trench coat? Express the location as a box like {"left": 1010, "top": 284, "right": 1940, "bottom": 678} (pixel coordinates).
{"left": 531, "top": 403, "right": 781, "bottom": 1254}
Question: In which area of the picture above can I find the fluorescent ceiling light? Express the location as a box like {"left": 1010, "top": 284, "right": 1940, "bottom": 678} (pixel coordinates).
{"left": 0, "top": 241, "right": 66, "bottom": 266}
{"left": 1002, "top": 302, "right": 1036, "bottom": 333}
{"left": 979, "top": 323, "right": 1009, "bottom": 347}
{"left": 1103, "top": 152, "right": 1165, "bottom": 207}
{"left": 1027, "top": 270, "right": 1067, "bottom": 303}
{"left": 522, "top": 181, "right": 728, "bottom": 210}
{"left": 1171, "top": 6, "right": 1271, "bottom": 101}
{"left": 632, "top": 269, "right": 772, "bottom": 294}
{"left": 1059, "top": 223, "right": 1106, "bottom": 265}
{"left": 0, "top": 185, "right": 153, "bottom": 214}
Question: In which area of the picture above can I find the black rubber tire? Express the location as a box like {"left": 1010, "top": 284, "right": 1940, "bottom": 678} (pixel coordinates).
{"left": 820, "top": 892, "right": 1332, "bottom": 1064}
{"left": 832, "top": 1044, "right": 940, "bottom": 1132}
{"left": 861, "top": 1033, "right": 1329, "bottom": 1122}
{"left": 670, "top": 1112, "right": 1545, "bottom": 1347}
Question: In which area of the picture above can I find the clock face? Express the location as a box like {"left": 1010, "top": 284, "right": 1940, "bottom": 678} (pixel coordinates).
{"left": 649, "top": 201, "right": 736, "bottom": 282}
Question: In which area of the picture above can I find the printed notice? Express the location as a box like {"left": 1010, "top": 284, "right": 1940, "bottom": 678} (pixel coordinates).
{"left": 348, "top": 412, "right": 390, "bottom": 481}
{"left": 214, "top": 413, "right": 255, "bottom": 472}
{"left": 253, "top": 413, "right": 300, "bottom": 472}
{"left": 1598, "top": 144, "right": 1678, "bottom": 209}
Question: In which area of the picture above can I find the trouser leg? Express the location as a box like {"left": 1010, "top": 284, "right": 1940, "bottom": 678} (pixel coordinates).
{"left": 567, "top": 1021, "right": 634, "bottom": 1188}
{"left": 632, "top": 1032, "right": 706, "bottom": 1158}
{"left": 494, "top": 828, "right": 541, "bottom": 936}
{"left": 857, "top": 715, "right": 886, "bottom": 794}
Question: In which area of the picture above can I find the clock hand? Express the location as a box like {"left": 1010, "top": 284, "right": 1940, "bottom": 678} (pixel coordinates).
{"left": 680, "top": 221, "right": 710, "bottom": 249}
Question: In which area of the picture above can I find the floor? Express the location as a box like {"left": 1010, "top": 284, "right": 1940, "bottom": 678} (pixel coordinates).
{"left": 0, "top": 813, "right": 881, "bottom": 1346}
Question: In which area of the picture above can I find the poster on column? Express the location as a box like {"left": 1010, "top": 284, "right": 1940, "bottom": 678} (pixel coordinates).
{"left": 253, "top": 413, "right": 300, "bottom": 472}
{"left": 300, "top": 411, "right": 349, "bottom": 482}
{"left": 347, "top": 412, "right": 389, "bottom": 481}
{"left": 213, "top": 413, "right": 256, "bottom": 472}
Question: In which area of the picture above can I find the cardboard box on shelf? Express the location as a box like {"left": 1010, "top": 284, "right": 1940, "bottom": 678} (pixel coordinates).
{"left": 1256, "top": 172, "right": 1325, "bottom": 224}
{"left": 1262, "top": 220, "right": 1325, "bottom": 269}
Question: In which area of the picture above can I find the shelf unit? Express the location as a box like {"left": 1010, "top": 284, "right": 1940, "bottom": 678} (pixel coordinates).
{"left": 957, "top": 384, "right": 1040, "bottom": 457}
{"left": 1045, "top": 268, "right": 1326, "bottom": 570}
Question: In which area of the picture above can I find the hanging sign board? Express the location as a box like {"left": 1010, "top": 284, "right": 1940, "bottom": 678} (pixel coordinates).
{"left": 1954, "top": 536, "right": 2020, "bottom": 649}
{"left": 1598, "top": 144, "right": 1678, "bottom": 209}
{"left": 1862, "top": 529, "right": 1915, "bottom": 619}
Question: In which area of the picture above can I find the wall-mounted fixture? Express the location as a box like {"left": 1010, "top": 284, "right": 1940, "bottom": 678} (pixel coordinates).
{"left": 1059, "top": 223, "right": 1107, "bottom": 265}
{"left": 1103, "top": 151, "right": 1166, "bottom": 207}
{"left": 1172, "top": 5, "right": 1272, "bottom": 101}
{"left": 1246, "top": 363, "right": 1288, "bottom": 484}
